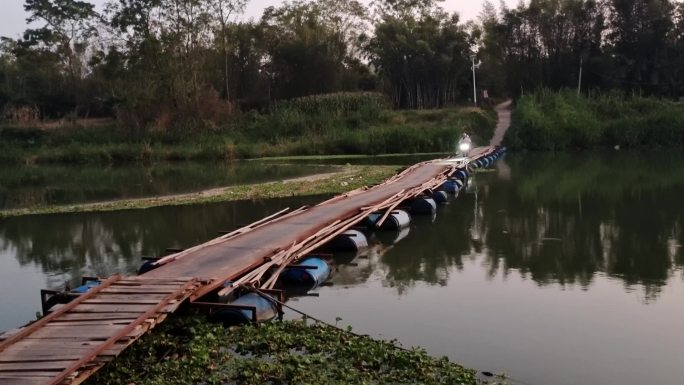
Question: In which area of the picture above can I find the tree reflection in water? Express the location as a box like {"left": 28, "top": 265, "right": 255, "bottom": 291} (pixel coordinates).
{"left": 379, "top": 152, "right": 683, "bottom": 302}
{"left": 0, "top": 196, "right": 318, "bottom": 290}
{"left": 0, "top": 152, "right": 681, "bottom": 304}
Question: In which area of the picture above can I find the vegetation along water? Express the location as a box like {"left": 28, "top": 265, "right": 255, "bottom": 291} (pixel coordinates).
{"left": 0, "top": 152, "right": 681, "bottom": 385}
{"left": 506, "top": 91, "right": 684, "bottom": 150}
{"left": 2, "top": 0, "right": 684, "bottom": 384}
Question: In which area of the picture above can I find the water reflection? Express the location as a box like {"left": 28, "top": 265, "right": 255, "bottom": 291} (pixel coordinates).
{"left": 374, "top": 152, "right": 683, "bottom": 302}
{"left": 0, "top": 162, "right": 337, "bottom": 209}
{"left": 0, "top": 151, "right": 682, "bottom": 331}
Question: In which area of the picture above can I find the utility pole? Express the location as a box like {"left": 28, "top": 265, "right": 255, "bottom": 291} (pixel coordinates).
{"left": 577, "top": 57, "right": 583, "bottom": 96}
{"left": 472, "top": 55, "right": 477, "bottom": 105}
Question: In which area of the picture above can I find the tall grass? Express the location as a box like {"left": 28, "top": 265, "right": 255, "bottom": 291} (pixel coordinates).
{"left": 506, "top": 90, "right": 684, "bottom": 150}
{"left": 0, "top": 92, "right": 496, "bottom": 164}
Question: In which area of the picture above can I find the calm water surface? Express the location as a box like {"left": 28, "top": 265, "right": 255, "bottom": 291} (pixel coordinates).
{"left": 0, "top": 161, "right": 338, "bottom": 209}
{"left": 0, "top": 152, "right": 682, "bottom": 385}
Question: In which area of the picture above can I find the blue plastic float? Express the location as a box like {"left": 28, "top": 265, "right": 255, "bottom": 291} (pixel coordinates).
{"left": 327, "top": 229, "right": 368, "bottom": 251}
{"left": 280, "top": 256, "right": 331, "bottom": 288}
{"left": 410, "top": 197, "right": 437, "bottom": 215}
{"left": 210, "top": 292, "right": 278, "bottom": 325}
{"left": 363, "top": 210, "right": 410, "bottom": 230}
{"left": 432, "top": 190, "right": 449, "bottom": 204}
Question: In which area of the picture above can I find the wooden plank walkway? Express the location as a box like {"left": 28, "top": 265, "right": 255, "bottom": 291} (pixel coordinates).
{"left": 145, "top": 147, "right": 495, "bottom": 298}
{"left": 0, "top": 147, "right": 498, "bottom": 385}
{"left": 0, "top": 276, "right": 199, "bottom": 385}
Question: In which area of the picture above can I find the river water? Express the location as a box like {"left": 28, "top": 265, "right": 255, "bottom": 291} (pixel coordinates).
{"left": 0, "top": 152, "right": 682, "bottom": 385}
{"left": 0, "top": 161, "right": 339, "bottom": 209}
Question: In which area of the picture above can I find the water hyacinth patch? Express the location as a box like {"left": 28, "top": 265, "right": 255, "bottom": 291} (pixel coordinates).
{"left": 87, "top": 316, "right": 478, "bottom": 385}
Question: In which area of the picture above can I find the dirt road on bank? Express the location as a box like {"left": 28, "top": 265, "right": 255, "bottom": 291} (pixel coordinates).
{"left": 490, "top": 100, "right": 512, "bottom": 146}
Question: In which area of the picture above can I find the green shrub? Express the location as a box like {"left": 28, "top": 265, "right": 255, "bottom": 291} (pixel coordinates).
{"left": 506, "top": 90, "right": 684, "bottom": 150}
{"left": 0, "top": 92, "right": 495, "bottom": 164}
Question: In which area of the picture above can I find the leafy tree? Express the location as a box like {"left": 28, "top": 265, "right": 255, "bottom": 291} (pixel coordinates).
{"left": 368, "top": 0, "right": 471, "bottom": 108}
{"left": 607, "top": 0, "right": 675, "bottom": 94}
{"left": 260, "top": 1, "right": 357, "bottom": 99}
{"left": 4, "top": 0, "right": 684, "bottom": 129}
{"left": 476, "top": 0, "right": 605, "bottom": 96}
{"left": 670, "top": 1, "right": 684, "bottom": 96}
{"left": 209, "top": 0, "right": 247, "bottom": 100}
{"left": 23, "top": 0, "right": 99, "bottom": 82}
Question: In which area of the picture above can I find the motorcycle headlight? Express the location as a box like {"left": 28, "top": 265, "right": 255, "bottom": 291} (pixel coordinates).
{"left": 459, "top": 142, "right": 471, "bottom": 152}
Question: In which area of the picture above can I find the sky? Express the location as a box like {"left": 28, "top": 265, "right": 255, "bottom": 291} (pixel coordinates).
{"left": 0, "top": 0, "right": 519, "bottom": 39}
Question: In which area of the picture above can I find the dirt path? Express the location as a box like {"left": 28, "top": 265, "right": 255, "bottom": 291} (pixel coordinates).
{"left": 490, "top": 99, "right": 512, "bottom": 146}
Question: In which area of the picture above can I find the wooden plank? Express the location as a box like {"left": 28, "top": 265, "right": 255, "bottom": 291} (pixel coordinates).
{"left": 98, "top": 288, "right": 178, "bottom": 294}
{"left": 0, "top": 158, "right": 466, "bottom": 385}
{"left": 111, "top": 280, "right": 183, "bottom": 285}
{"left": 82, "top": 299, "right": 161, "bottom": 305}
{"left": 38, "top": 324, "right": 130, "bottom": 334}
{"left": 115, "top": 279, "right": 193, "bottom": 284}
{"left": 42, "top": 320, "right": 136, "bottom": 327}
{"left": 45, "top": 279, "right": 197, "bottom": 385}
{"left": 55, "top": 312, "right": 143, "bottom": 321}
{"left": 0, "top": 275, "right": 122, "bottom": 354}
{"left": 45, "top": 313, "right": 135, "bottom": 328}
{"left": 86, "top": 293, "right": 169, "bottom": 301}
{"left": 6, "top": 340, "right": 101, "bottom": 350}
{"left": 0, "top": 371, "right": 62, "bottom": 377}
{"left": 25, "top": 325, "right": 139, "bottom": 339}
{"left": 0, "top": 360, "right": 76, "bottom": 371}
{"left": 112, "top": 282, "right": 190, "bottom": 287}
{"left": 0, "top": 377, "right": 54, "bottom": 385}
{"left": 152, "top": 207, "right": 292, "bottom": 266}
{"left": 0, "top": 352, "right": 85, "bottom": 362}
{"left": 2, "top": 342, "right": 130, "bottom": 360}
{"left": 65, "top": 304, "right": 154, "bottom": 313}
{"left": 0, "top": 355, "right": 84, "bottom": 363}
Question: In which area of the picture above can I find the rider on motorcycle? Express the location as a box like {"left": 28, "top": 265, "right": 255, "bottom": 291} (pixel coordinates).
{"left": 457, "top": 132, "right": 472, "bottom": 156}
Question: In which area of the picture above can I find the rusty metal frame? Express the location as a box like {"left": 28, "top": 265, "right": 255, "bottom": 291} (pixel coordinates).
{"left": 40, "top": 289, "right": 79, "bottom": 315}
{"left": 40, "top": 277, "right": 101, "bottom": 314}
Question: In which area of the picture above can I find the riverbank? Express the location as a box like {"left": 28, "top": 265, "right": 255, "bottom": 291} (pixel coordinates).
{"left": 0, "top": 165, "right": 398, "bottom": 218}
{"left": 85, "top": 316, "right": 480, "bottom": 385}
{"left": 0, "top": 94, "right": 496, "bottom": 165}
{"left": 505, "top": 91, "right": 684, "bottom": 150}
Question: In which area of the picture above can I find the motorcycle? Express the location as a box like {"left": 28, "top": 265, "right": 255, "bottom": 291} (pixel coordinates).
{"left": 457, "top": 135, "right": 472, "bottom": 157}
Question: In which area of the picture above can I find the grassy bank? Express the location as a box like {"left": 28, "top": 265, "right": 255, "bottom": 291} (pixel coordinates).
{"left": 0, "top": 165, "right": 397, "bottom": 218}
{"left": 86, "top": 316, "right": 478, "bottom": 385}
{"left": 505, "top": 90, "right": 684, "bottom": 150}
{"left": 0, "top": 93, "right": 496, "bottom": 165}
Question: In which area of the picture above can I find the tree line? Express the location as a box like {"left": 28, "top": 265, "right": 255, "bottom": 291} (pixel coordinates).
{"left": 477, "top": 0, "right": 684, "bottom": 98}
{"left": 1, "top": 0, "right": 683, "bottom": 128}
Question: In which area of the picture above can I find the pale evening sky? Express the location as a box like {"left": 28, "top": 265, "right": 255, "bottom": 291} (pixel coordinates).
{"left": 0, "top": 0, "right": 519, "bottom": 39}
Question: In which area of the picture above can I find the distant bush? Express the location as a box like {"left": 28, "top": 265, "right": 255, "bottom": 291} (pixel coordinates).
{"left": 506, "top": 90, "right": 684, "bottom": 150}
{"left": 2, "top": 105, "right": 40, "bottom": 125}
{"left": 0, "top": 92, "right": 496, "bottom": 164}
{"left": 274, "top": 92, "right": 390, "bottom": 116}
